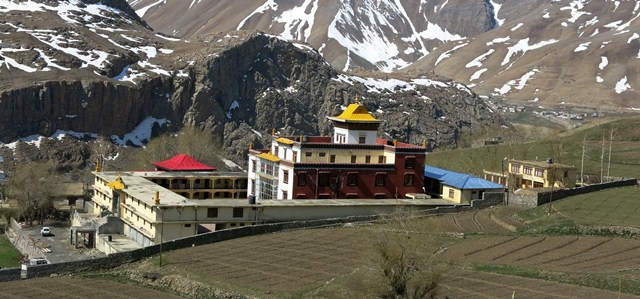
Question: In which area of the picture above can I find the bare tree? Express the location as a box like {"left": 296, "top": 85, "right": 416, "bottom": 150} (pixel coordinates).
{"left": 351, "top": 210, "right": 443, "bottom": 299}
{"left": 6, "top": 161, "right": 61, "bottom": 226}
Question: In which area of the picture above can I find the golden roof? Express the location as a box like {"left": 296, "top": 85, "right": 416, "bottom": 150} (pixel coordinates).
{"left": 275, "top": 137, "right": 295, "bottom": 145}
{"left": 107, "top": 176, "right": 126, "bottom": 190}
{"left": 257, "top": 152, "right": 281, "bottom": 162}
{"left": 328, "top": 103, "right": 380, "bottom": 123}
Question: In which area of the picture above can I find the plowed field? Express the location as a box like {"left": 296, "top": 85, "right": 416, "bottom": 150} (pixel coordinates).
{"left": 440, "top": 270, "right": 640, "bottom": 298}
{"left": 441, "top": 236, "right": 640, "bottom": 273}
{"left": 0, "top": 276, "right": 182, "bottom": 299}
{"left": 165, "top": 227, "right": 371, "bottom": 292}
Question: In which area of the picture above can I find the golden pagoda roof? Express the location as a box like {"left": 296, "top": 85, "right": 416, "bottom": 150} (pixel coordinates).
{"left": 275, "top": 137, "right": 295, "bottom": 145}
{"left": 257, "top": 152, "right": 281, "bottom": 162}
{"left": 327, "top": 103, "right": 381, "bottom": 123}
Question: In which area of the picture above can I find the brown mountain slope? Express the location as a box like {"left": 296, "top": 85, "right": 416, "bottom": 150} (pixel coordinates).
{"left": 404, "top": 0, "right": 640, "bottom": 110}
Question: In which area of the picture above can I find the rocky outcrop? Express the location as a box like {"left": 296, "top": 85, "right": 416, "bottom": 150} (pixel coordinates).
{"left": 1, "top": 32, "right": 506, "bottom": 165}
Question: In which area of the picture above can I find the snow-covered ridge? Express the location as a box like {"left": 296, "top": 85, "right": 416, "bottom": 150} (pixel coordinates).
{"left": 0, "top": 0, "right": 176, "bottom": 84}
{"left": 332, "top": 74, "right": 471, "bottom": 95}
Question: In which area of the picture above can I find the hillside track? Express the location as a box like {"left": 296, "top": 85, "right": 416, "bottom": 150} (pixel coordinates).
{"left": 443, "top": 236, "right": 640, "bottom": 273}
{"left": 435, "top": 209, "right": 514, "bottom": 234}
{"left": 440, "top": 271, "right": 640, "bottom": 299}
{"left": 0, "top": 276, "right": 183, "bottom": 299}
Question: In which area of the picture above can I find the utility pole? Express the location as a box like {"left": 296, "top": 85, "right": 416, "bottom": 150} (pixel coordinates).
{"left": 607, "top": 129, "right": 613, "bottom": 182}
{"left": 600, "top": 131, "right": 605, "bottom": 183}
{"left": 580, "top": 135, "right": 586, "bottom": 186}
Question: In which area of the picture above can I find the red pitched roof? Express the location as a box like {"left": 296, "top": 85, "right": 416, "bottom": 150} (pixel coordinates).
{"left": 152, "top": 154, "right": 216, "bottom": 171}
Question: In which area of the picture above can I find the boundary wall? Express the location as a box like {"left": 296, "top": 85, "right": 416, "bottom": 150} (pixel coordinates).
{"left": 3, "top": 192, "right": 506, "bottom": 282}
{"left": 508, "top": 178, "right": 638, "bottom": 207}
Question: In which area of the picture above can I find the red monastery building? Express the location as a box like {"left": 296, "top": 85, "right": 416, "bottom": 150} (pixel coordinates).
{"left": 247, "top": 102, "right": 426, "bottom": 199}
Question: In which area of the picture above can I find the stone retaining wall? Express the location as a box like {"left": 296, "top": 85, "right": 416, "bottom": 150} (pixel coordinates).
{"left": 0, "top": 268, "right": 20, "bottom": 281}
{"left": 508, "top": 178, "right": 638, "bottom": 207}
{"left": 4, "top": 199, "right": 502, "bottom": 282}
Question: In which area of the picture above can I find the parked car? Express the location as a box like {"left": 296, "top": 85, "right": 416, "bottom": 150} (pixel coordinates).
{"left": 28, "top": 258, "right": 49, "bottom": 265}
{"left": 40, "top": 227, "right": 51, "bottom": 236}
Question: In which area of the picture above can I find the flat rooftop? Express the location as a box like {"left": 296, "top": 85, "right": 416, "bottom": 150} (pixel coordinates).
{"left": 95, "top": 171, "right": 456, "bottom": 208}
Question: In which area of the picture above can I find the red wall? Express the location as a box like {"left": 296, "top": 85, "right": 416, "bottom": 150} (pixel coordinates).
{"left": 292, "top": 153, "right": 425, "bottom": 199}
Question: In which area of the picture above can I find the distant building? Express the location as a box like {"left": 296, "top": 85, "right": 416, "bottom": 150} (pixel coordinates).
{"left": 424, "top": 166, "right": 504, "bottom": 204}
{"left": 484, "top": 159, "right": 577, "bottom": 190}
{"left": 247, "top": 101, "right": 427, "bottom": 200}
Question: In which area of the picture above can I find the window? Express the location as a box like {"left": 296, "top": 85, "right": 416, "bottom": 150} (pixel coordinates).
{"left": 184, "top": 224, "right": 192, "bottom": 228}
{"left": 319, "top": 172, "right": 330, "bottom": 187}
{"left": 207, "top": 208, "right": 218, "bottom": 218}
{"left": 365, "top": 155, "right": 371, "bottom": 163}
{"left": 282, "top": 190, "right": 288, "bottom": 199}
{"left": 283, "top": 170, "right": 289, "bottom": 184}
{"left": 293, "top": 152, "right": 297, "bottom": 162}
{"left": 251, "top": 179, "right": 255, "bottom": 194}
{"left": 449, "top": 189, "right": 455, "bottom": 198}
{"left": 319, "top": 152, "right": 326, "bottom": 157}
{"left": 375, "top": 174, "right": 386, "bottom": 187}
{"left": 305, "top": 152, "right": 312, "bottom": 157}
{"left": 233, "top": 208, "right": 244, "bottom": 218}
{"left": 274, "top": 145, "right": 279, "bottom": 157}
{"left": 298, "top": 173, "right": 307, "bottom": 186}
{"left": 378, "top": 155, "right": 386, "bottom": 163}
{"left": 259, "top": 177, "right": 277, "bottom": 200}
{"left": 534, "top": 168, "right": 544, "bottom": 177}
{"left": 511, "top": 164, "right": 520, "bottom": 173}
{"left": 524, "top": 166, "right": 533, "bottom": 175}
{"left": 359, "top": 136, "right": 366, "bottom": 144}
{"left": 351, "top": 155, "right": 357, "bottom": 163}
{"left": 564, "top": 171, "right": 568, "bottom": 178}
{"left": 330, "top": 155, "right": 336, "bottom": 163}
{"left": 404, "top": 158, "right": 416, "bottom": 169}
{"left": 347, "top": 173, "right": 358, "bottom": 186}
{"left": 404, "top": 174, "right": 414, "bottom": 186}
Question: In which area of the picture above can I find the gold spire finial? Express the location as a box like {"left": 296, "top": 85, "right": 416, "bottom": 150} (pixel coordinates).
{"left": 355, "top": 94, "right": 359, "bottom": 104}
{"left": 272, "top": 128, "right": 275, "bottom": 136}
{"left": 155, "top": 190, "right": 160, "bottom": 206}
{"left": 95, "top": 157, "right": 101, "bottom": 172}
{"left": 299, "top": 135, "right": 303, "bottom": 143}
{"left": 249, "top": 143, "right": 253, "bottom": 150}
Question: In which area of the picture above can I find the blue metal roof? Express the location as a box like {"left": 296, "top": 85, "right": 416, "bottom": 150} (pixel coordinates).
{"left": 425, "top": 166, "right": 504, "bottom": 190}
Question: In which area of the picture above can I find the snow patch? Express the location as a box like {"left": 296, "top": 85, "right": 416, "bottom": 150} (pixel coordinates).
{"left": 615, "top": 76, "right": 631, "bottom": 93}
{"left": 110, "top": 117, "right": 169, "bottom": 146}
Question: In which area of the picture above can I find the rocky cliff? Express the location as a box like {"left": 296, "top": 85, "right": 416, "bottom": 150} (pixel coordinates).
{"left": 0, "top": 1, "right": 505, "bottom": 167}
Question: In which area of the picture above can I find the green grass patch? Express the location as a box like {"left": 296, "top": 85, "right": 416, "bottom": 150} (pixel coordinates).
{"left": 0, "top": 235, "right": 22, "bottom": 268}
{"left": 428, "top": 115, "right": 640, "bottom": 179}
{"left": 552, "top": 185, "right": 640, "bottom": 228}
{"left": 513, "top": 186, "right": 640, "bottom": 234}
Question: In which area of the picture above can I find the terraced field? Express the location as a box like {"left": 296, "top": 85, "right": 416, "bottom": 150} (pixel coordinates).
{"left": 440, "top": 271, "right": 639, "bottom": 298}
{"left": 0, "top": 276, "right": 182, "bottom": 299}
{"left": 441, "top": 236, "right": 640, "bottom": 273}
{"left": 4, "top": 206, "right": 640, "bottom": 298}
{"left": 165, "top": 227, "right": 371, "bottom": 293}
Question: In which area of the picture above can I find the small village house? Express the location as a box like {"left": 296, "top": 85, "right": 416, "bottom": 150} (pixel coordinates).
{"left": 424, "top": 166, "right": 504, "bottom": 204}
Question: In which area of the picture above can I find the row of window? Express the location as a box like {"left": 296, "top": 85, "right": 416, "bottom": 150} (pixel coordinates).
{"left": 511, "top": 164, "right": 545, "bottom": 177}
{"left": 206, "top": 207, "right": 244, "bottom": 218}
{"left": 296, "top": 173, "right": 415, "bottom": 187}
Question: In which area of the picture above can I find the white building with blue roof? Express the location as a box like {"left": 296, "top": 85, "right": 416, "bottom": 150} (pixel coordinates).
{"left": 424, "top": 166, "right": 504, "bottom": 204}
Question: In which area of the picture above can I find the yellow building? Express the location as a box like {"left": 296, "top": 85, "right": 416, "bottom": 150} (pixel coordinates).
{"left": 92, "top": 170, "right": 250, "bottom": 248}
{"left": 484, "top": 159, "right": 577, "bottom": 190}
